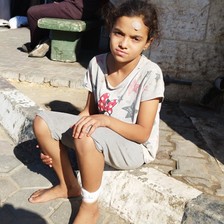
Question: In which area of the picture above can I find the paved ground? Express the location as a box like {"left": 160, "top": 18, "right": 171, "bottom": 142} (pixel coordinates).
{"left": 0, "top": 27, "right": 224, "bottom": 223}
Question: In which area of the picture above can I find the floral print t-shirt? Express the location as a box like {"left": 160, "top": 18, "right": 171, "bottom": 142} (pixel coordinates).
{"left": 83, "top": 53, "right": 164, "bottom": 163}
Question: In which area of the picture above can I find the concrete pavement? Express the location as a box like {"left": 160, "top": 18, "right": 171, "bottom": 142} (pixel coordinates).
{"left": 0, "top": 27, "right": 224, "bottom": 223}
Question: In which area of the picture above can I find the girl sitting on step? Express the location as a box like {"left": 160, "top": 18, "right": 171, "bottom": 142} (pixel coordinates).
{"left": 28, "top": 1, "right": 164, "bottom": 223}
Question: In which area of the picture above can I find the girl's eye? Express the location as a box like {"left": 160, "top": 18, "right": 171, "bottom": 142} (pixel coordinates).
{"left": 113, "top": 31, "right": 122, "bottom": 36}
{"left": 133, "top": 37, "right": 141, "bottom": 42}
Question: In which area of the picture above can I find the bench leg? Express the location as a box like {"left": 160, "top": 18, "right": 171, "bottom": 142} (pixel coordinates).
{"left": 50, "top": 30, "right": 82, "bottom": 62}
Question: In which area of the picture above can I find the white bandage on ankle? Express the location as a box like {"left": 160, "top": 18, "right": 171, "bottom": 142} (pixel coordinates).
{"left": 81, "top": 187, "right": 102, "bottom": 203}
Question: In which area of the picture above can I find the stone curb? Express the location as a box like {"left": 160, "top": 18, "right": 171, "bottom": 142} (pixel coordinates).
{"left": 98, "top": 168, "right": 201, "bottom": 223}
{"left": 1, "top": 77, "right": 223, "bottom": 224}
{"left": 0, "top": 77, "right": 42, "bottom": 143}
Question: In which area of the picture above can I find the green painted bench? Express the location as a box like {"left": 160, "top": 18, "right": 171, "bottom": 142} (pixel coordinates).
{"left": 37, "top": 18, "right": 100, "bottom": 62}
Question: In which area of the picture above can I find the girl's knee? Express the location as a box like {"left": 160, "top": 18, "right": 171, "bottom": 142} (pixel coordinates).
{"left": 33, "top": 115, "right": 43, "bottom": 126}
{"left": 74, "top": 136, "right": 95, "bottom": 155}
{"left": 33, "top": 115, "right": 49, "bottom": 136}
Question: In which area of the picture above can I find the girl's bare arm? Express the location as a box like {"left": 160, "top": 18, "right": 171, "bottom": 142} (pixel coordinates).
{"left": 107, "top": 98, "right": 160, "bottom": 143}
{"left": 74, "top": 93, "right": 160, "bottom": 144}
{"left": 79, "top": 91, "right": 97, "bottom": 117}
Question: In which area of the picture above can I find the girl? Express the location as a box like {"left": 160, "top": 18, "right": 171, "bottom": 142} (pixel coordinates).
{"left": 29, "top": 0, "right": 164, "bottom": 223}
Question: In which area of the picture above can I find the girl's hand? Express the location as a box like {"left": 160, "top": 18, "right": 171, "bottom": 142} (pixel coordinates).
{"left": 72, "top": 114, "right": 109, "bottom": 139}
{"left": 40, "top": 153, "right": 53, "bottom": 167}
{"left": 36, "top": 144, "right": 53, "bottom": 167}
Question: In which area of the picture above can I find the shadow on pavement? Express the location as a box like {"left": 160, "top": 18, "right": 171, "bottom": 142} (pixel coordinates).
{"left": 0, "top": 204, "right": 47, "bottom": 224}
{"left": 13, "top": 139, "right": 59, "bottom": 186}
{"left": 160, "top": 100, "right": 224, "bottom": 165}
{"left": 45, "top": 100, "right": 80, "bottom": 115}
{"left": 68, "top": 199, "right": 82, "bottom": 224}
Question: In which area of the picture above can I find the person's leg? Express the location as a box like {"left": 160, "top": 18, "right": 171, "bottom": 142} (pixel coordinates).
{"left": 29, "top": 115, "right": 81, "bottom": 203}
{"left": 27, "top": 4, "right": 50, "bottom": 49}
{"left": 27, "top": 1, "right": 83, "bottom": 49}
{"left": 73, "top": 135, "right": 105, "bottom": 224}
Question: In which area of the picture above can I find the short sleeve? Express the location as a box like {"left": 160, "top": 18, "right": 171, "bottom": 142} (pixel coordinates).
{"left": 83, "top": 57, "right": 95, "bottom": 92}
{"left": 141, "top": 64, "right": 164, "bottom": 102}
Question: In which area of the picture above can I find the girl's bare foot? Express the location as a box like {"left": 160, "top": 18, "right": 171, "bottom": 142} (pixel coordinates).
{"left": 28, "top": 184, "right": 81, "bottom": 203}
{"left": 73, "top": 201, "right": 99, "bottom": 224}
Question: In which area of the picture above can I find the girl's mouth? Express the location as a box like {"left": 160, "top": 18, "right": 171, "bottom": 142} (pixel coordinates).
{"left": 115, "top": 48, "right": 127, "bottom": 56}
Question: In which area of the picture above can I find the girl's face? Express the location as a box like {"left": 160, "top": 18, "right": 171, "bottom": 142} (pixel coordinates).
{"left": 110, "top": 16, "right": 150, "bottom": 64}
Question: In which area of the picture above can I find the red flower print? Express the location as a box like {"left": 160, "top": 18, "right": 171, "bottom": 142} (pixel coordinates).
{"left": 98, "top": 93, "right": 117, "bottom": 115}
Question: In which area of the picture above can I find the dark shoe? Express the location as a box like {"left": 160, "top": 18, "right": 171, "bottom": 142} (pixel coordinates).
{"left": 21, "top": 42, "right": 32, "bottom": 53}
{"left": 28, "top": 39, "right": 50, "bottom": 58}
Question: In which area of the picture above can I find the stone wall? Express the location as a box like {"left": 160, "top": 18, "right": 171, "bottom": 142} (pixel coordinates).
{"left": 111, "top": 0, "right": 224, "bottom": 104}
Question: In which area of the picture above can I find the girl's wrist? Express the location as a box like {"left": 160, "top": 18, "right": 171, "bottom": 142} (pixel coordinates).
{"left": 104, "top": 114, "right": 111, "bottom": 128}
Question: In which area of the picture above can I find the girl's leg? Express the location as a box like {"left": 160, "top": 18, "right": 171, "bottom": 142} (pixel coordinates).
{"left": 29, "top": 115, "right": 81, "bottom": 203}
{"left": 73, "top": 135, "right": 105, "bottom": 224}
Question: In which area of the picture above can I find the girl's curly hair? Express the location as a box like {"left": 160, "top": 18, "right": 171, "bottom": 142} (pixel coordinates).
{"left": 101, "top": 0, "right": 159, "bottom": 41}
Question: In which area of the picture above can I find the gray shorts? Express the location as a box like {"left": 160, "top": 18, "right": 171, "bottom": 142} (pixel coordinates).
{"left": 37, "top": 111, "right": 144, "bottom": 170}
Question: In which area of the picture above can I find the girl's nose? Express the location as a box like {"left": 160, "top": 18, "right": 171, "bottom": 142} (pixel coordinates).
{"left": 119, "top": 38, "right": 128, "bottom": 49}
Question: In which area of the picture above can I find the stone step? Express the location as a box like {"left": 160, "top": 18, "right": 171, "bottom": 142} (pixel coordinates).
{"left": 0, "top": 77, "right": 204, "bottom": 223}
